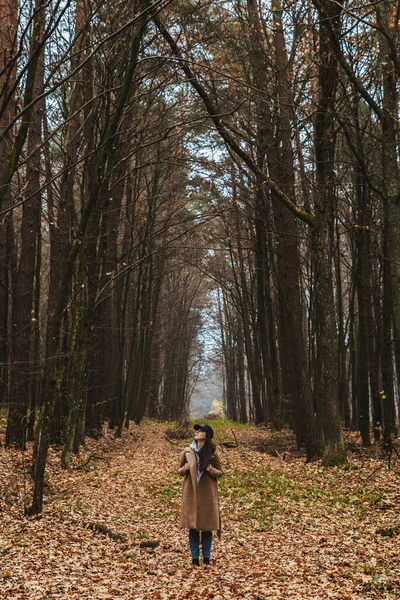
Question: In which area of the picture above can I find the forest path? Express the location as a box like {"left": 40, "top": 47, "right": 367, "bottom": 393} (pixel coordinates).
{"left": 1, "top": 422, "right": 400, "bottom": 599}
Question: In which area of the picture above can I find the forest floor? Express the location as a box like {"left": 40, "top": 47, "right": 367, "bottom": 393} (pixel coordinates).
{"left": 1, "top": 421, "right": 400, "bottom": 599}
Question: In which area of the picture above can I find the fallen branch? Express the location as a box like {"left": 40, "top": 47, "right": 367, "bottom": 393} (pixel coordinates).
{"left": 165, "top": 437, "right": 183, "bottom": 447}
{"left": 376, "top": 526, "right": 400, "bottom": 538}
{"left": 274, "top": 445, "right": 294, "bottom": 460}
{"left": 78, "top": 455, "right": 111, "bottom": 469}
{"left": 87, "top": 522, "right": 127, "bottom": 542}
{"left": 363, "top": 464, "right": 384, "bottom": 482}
{"left": 139, "top": 540, "right": 160, "bottom": 549}
{"left": 218, "top": 428, "right": 238, "bottom": 448}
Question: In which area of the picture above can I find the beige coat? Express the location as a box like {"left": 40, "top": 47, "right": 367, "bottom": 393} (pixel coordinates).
{"left": 177, "top": 446, "right": 224, "bottom": 532}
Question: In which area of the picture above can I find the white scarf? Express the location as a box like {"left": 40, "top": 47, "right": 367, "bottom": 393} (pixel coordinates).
{"left": 190, "top": 440, "right": 201, "bottom": 484}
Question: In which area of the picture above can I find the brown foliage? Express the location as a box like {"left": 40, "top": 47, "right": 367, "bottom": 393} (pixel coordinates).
{"left": 1, "top": 423, "right": 400, "bottom": 598}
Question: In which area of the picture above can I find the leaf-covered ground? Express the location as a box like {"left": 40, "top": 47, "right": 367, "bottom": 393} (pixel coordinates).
{"left": 1, "top": 422, "right": 400, "bottom": 599}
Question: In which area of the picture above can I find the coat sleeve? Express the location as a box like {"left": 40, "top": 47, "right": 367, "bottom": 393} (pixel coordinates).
{"left": 207, "top": 450, "right": 224, "bottom": 479}
{"left": 177, "top": 450, "right": 189, "bottom": 476}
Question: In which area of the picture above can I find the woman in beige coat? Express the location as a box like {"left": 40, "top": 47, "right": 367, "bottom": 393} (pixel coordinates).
{"left": 177, "top": 424, "right": 224, "bottom": 566}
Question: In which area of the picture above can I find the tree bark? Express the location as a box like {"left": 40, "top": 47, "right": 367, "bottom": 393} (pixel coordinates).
{"left": 5, "top": 8, "right": 44, "bottom": 448}
{"left": 313, "top": 0, "right": 347, "bottom": 466}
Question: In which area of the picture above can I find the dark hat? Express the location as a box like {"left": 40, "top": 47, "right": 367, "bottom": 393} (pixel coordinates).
{"left": 194, "top": 424, "right": 214, "bottom": 439}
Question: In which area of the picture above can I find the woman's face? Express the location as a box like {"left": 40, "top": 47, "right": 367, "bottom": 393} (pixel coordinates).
{"left": 194, "top": 429, "right": 206, "bottom": 441}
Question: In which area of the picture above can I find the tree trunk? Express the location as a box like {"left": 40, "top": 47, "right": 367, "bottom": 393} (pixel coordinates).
{"left": 335, "top": 220, "right": 350, "bottom": 429}
{"left": 378, "top": 3, "right": 398, "bottom": 442}
{"left": 354, "top": 161, "right": 371, "bottom": 446}
{"left": 313, "top": 0, "right": 347, "bottom": 466}
{"left": 5, "top": 2, "right": 44, "bottom": 448}
{"left": 0, "top": 0, "right": 17, "bottom": 410}
{"left": 236, "top": 319, "right": 247, "bottom": 423}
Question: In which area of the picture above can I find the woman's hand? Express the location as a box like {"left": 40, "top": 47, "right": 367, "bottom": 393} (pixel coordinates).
{"left": 184, "top": 463, "right": 190, "bottom": 471}
{"left": 206, "top": 464, "right": 215, "bottom": 474}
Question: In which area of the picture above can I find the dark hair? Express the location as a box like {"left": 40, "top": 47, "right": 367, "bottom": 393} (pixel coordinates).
{"left": 198, "top": 438, "right": 216, "bottom": 472}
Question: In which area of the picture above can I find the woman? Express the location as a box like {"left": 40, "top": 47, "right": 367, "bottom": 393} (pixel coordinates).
{"left": 177, "top": 424, "right": 224, "bottom": 566}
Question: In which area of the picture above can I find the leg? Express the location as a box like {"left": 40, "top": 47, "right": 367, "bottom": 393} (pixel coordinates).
{"left": 201, "top": 530, "right": 212, "bottom": 560}
{"left": 189, "top": 529, "right": 200, "bottom": 561}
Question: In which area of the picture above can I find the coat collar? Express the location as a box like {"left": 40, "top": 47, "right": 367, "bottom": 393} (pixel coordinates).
{"left": 185, "top": 445, "right": 207, "bottom": 484}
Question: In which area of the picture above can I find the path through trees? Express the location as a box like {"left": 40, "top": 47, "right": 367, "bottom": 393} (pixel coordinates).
{"left": 1, "top": 422, "right": 399, "bottom": 599}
